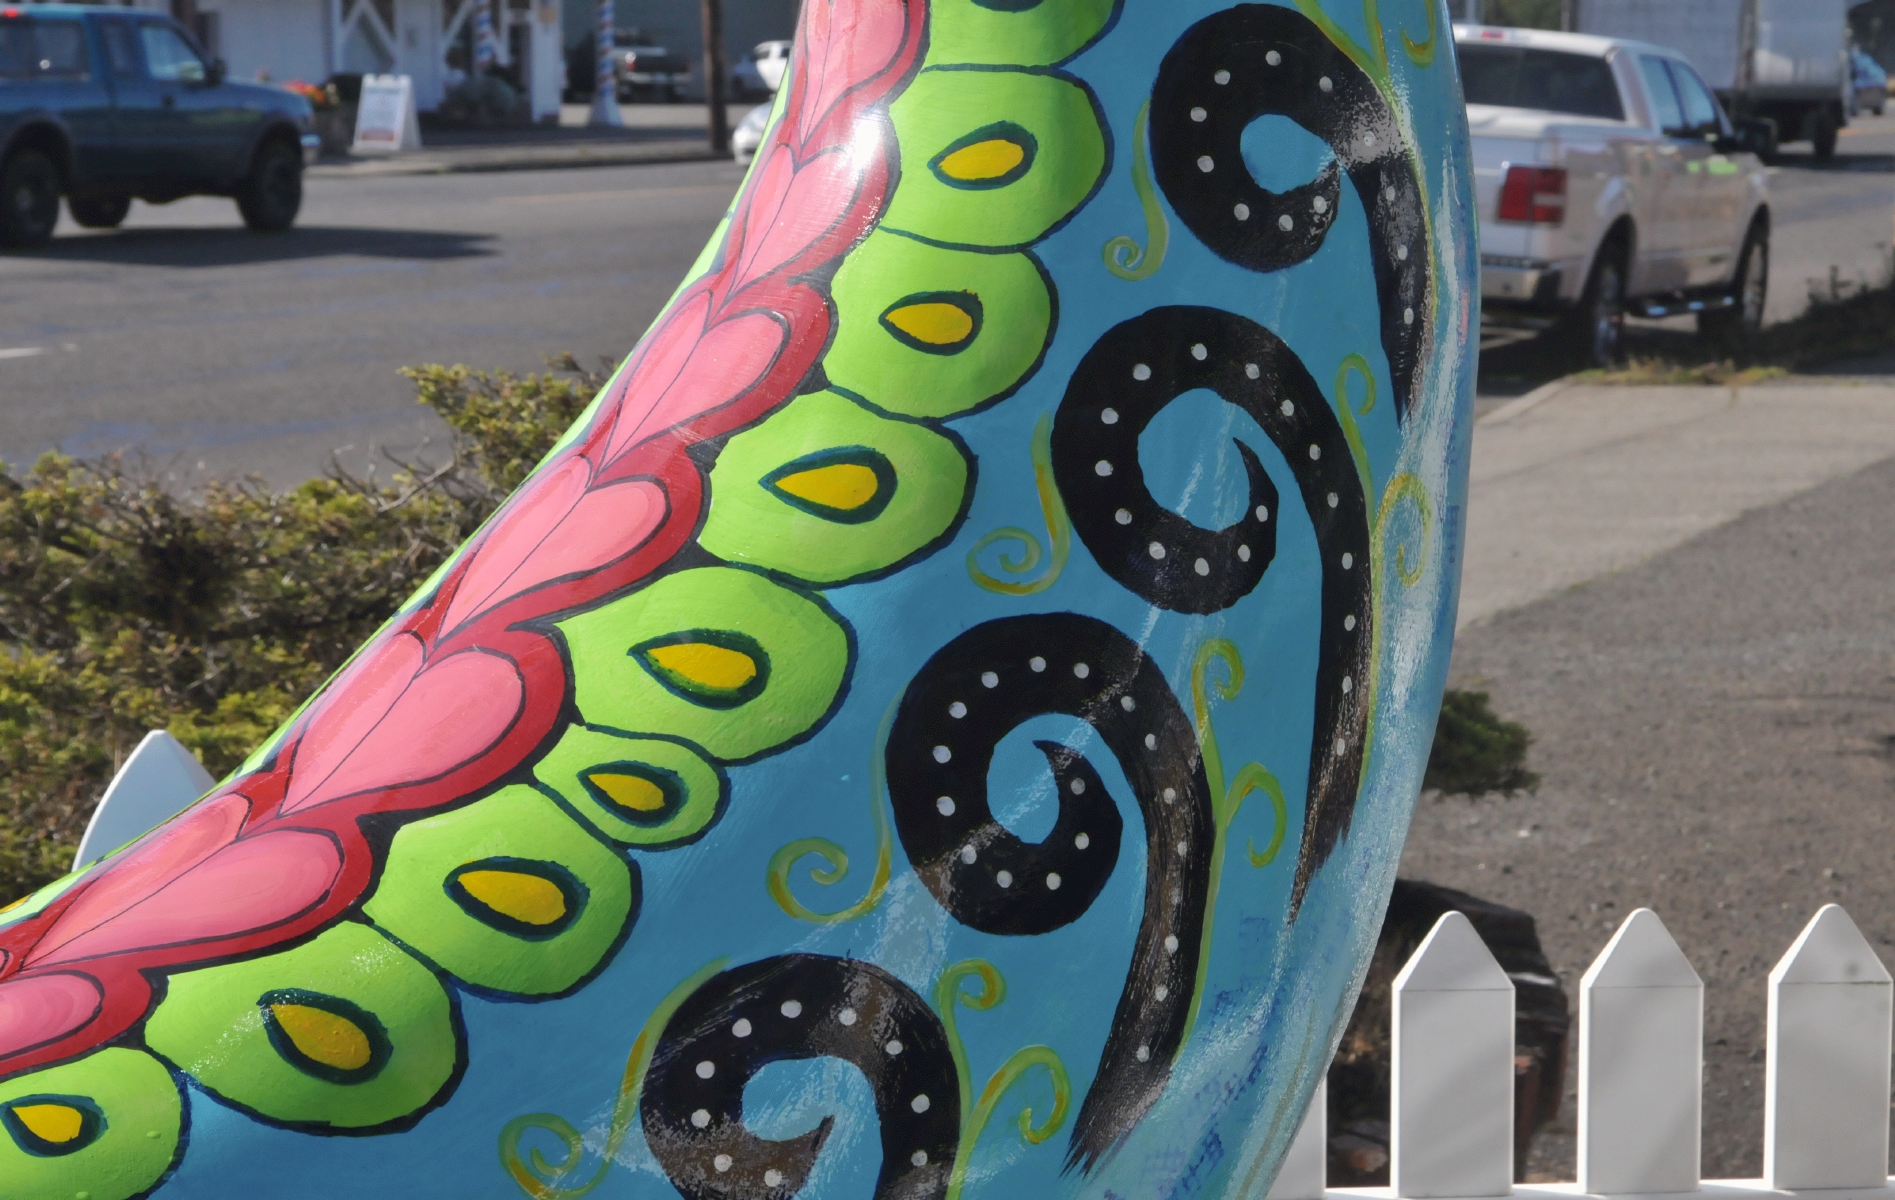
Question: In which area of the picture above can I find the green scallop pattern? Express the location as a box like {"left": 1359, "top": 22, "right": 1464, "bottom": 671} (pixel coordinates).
{"left": 0, "top": 1049, "right": 182, "bottom": 1200}
{"left": 925, "top": 0, "right": 1117, "bottom": 66}
{"left": 533, "top": 726, "right": 728, "bottom": 849}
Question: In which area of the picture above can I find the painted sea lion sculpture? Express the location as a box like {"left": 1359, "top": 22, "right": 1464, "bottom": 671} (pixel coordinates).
{"left": 0, "top": 2, "right": 1475, "bottom": 1197}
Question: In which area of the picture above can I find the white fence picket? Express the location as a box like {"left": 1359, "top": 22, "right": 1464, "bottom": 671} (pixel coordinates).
{"left": 1577, "top": 908, "right": 1702, "bottom": 1196}
{"left": 1267, "top": 1077, "right": 1328, "bottom": 1200}
{"left": 1764, "top": 904, "right": 1894, "bottom": 1190}
{"left": 1391, "top": 911, "right": 1516, "bottom": 1199}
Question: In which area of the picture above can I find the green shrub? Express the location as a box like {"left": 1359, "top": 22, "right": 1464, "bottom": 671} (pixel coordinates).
{"left": 0, "top": 356, "right": 603, "bottom": 903}
{"left": 1425, "top": 688, "right": 1539, "bottom": 797}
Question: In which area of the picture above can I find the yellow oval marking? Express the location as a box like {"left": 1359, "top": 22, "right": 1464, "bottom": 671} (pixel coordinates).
{"left": 269, "top": 1004, "right": 374, "bottom": 1073}
{"left": 456, "top": 869, "right": 571, "bottom": 926}
{"left": 772, "top": 462, "right": 885, "bottom": 513}
{"left": 586, "top": 771, "right": 670, "bottom": 813}
{"left": 938, "top": 138, "right": 1027, "bottom": 183}
{"left": 883, "top": 302, "right": 977, "bottom": 348}
{"left": 645, "top": 642, "right": 759, "bottom": 694}
{"left": 10, "top": 1103, "right": 85, "bottom": 1145}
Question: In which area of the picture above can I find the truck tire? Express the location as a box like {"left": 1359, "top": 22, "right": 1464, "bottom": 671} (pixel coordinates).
{"left": 235, "top": 141, "right": 303, "bottom": 233}
{"left": 68, "top": 194, "right": 131, "bottom": 230}
{"left": 1812, "top": 107, "right": 1838, "bottom": 161}
{"left": 0, "top": 150, "right": 61, "bottom": 249}
{"left": 1562, "top": 249, "right": 1626, "bottom": 368}
{"left": 1699, "top": 221, "right": 1768, "bottom": 348}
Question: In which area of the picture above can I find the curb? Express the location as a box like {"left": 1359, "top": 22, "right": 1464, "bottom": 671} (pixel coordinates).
{"left": 1479, "top": 377, "right": 1572, "bottom": 426}
{"left": 308, "top": 143, "right": 726, "bottom": 179}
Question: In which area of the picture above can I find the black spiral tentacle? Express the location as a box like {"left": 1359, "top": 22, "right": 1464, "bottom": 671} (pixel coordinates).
{"left": 885, "top": 612, "right": 1213, "bottom": 1171}
{"left": 642, "top": 954, "right": 961, "bottom": 1200}
{"left": 1049, "top": 306, "right": 1372, "bottom": 914}
{"left": 1150, "top": 3, "right": 1430, "bottom": 420}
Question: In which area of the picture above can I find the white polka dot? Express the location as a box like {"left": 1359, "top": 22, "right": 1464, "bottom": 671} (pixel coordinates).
{"left": 1234, "top": 202, "right": 1251, "bottom": 221}
{"left": 937, "top": 796, "right": 956, "bottom": 815}
{"left": 1277, "top": 214, "right": 1294, "bottom": 232}
{"left": 1308, "top": 445, "right": 1321, "bottom": 461}
{"left": 1101, "top": 407, "right": 1119, "bottom": 425}
{"left": 1030, "top": 656, "right": 1046, "bottom": 673}
{"left": 1341, "top": 552, "right": 1354, "bottom": 569}
{"left": 1335, "top": 737, "right": 1347, "bottom": 756}
{"left": 1176, "top": 840, "right": 1188, "bottom": 855}
{"left": 1148, "top": 542, "right": 1166, "bottom": 560}
{"left": 1163, "top": 787, "right": 1176, "bottom": 803}
{"left": 696, "top": 1060, "right": 716, "bottom": 1079}
{"left": 932, "top": 745, "right": 951, "bottom": 763}
{"left": 1398, "top": 245, "right": 1409, "bottom": 261}
{"left": 1190, "top": 106, "right": 1207, "bottom": 122}
{"left": 839, "top": 1008, "right": 858, "bottom": 1026}
{"left": 1404, "top": 307, "right": 1415, "bottom": 325}
{"left": 1363, "top": 131, "right": 1377, "bottom": 146}
{"left": 1070, "top": 777, "right": 1086, "bottom": 795}
{"left": 1327, "top": 492, "right": 1339, "bottom": 508}
{"left": 1266, "top": 50, "right": 1281, "bottom": 65}
{"left": 692, "top": 1108, "right": 711, "bottom": 1128}
{"left": 1197, "top": 155, "right": 1215, "bottom": 173}
{"left": 1194, "top": 558, "right": 1209, "bottom": 576}
{"left": 996, "top": 870, "right": 1013, "bottom": 889}
{"left": 887, "top": 1039, "right": 904, "bottom": 1056}
{"left": 766, "top": 1170, "right": 784, "bottom": 1187}
{"left": 912, "top": 1150, "right": 930, "bottom": 1167}
{"left": 1120, "top": 695, "right": 1136, "bottom": 712}
{"left": 1046, "top": 873, "right": 1062, "bottom": 890}
{"left": 1345, "top": 614, "right": 1357, "bottom": 631}
{"left": 1214, "top": 69, "right": 1230, "bottom": 84}
{"left": 1133, "top": 363, "right": 1152, "bottom": 381}
{"left": 1115, "top": 508, "right": 1133, "bottom": 525}
{"left": 1074, "top": 662, "right": 1090, "bottom": 679}
{"left": 1319, "top": 75, "right": 1333, "bottom": 92}
{"left": 1165, "top": 934, "right": 1180, "bottom": 953}
{"left": 1255, "top": 504, "right": 1271, "bottom": 521}
{"left": 961, "top": 845, "right": 977, "bottom": 864}
{"left": 733, "top": 1018, "right": 753, "bottom": 1037}
{"left": 1137, "top": 1044, "right": 1151, "bottom": 1062}
{"left": 1076, "top": 832, "right": 1091, "bottom": 849}
{"left": 912, "top": 1094, "right": 931, "bottom": 1113}
{"left": 715, "top": 1154, "right": 733, "bottom": 1173}
{"left": 1280, "top": 400, "right": 1294, "bottom": 416}
{"left": 1190, "top": 343, "right": 1207, "bottom": 360}
{"left": 948, "top": 701, "right": 966, "bottom": 719}
{"left": 981, "top": 671, "right": 999, "bottom": 688}
{"left": 1095, "top": 459, "right": 1114, "bottom": 477}
{"left": 1245, "top": 363, "right": 1260, "bottom": 379}
{"left": 1238, "top": 545, "right": 1251, "bottom": 562}
{"left": 1156, "top": 984, "right": 1170, "bottom": 1000}
{"left": 1145, "top": 733, "right": 1157, "bottom": 750}
{"left": 1313, "top": 195, "right": 1329, "bottom": 214}
{"left": 782, "top": 1000, "right": 803, "bottom": 1018}
{"left": 1342, "top": 676, "right": 1353, "bottom": 694}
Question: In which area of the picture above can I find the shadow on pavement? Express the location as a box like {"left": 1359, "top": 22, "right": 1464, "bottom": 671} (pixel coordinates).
{"left": 19, "top": 226, "right": 497, "bottom": 268}
{"left": 1769, "top": 148, "right": 1895, "bottom": 173}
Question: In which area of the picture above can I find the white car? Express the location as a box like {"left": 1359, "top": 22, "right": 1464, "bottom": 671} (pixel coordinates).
{"left": 1458, "top": 24, "right": 1772, "bottom": 364}
{"left": 732, "top": 102, "right": 773, "bottom": 163}
{"left": 731, "top": 40, "right": 791, "bottom": 100}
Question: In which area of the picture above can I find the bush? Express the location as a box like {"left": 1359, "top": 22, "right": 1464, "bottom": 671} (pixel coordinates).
{"left": 0, "top": 356, "right": 603, "bottom": 903}
{"left": 1425, "top": 688, "right": 1539, "bottom": 796}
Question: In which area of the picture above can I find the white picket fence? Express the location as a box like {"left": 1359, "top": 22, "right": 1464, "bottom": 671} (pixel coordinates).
{"left": 1267, "top": 906, "right": 1895, "bottom": 1200}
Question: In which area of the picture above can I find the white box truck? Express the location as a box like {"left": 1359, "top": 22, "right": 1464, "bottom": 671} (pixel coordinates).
{"left": 1573, "top": 0, "right": 1853, "bottom": 158}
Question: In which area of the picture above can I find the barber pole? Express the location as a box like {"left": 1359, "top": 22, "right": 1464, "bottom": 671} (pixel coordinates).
{"left": 589, "top": 0, "right": 622, "bottom": 126}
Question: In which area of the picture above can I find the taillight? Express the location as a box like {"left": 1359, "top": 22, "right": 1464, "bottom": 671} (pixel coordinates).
{"left": 622, "top": 52, "right": 637, "bottom": 67}
{"left": 1497, "top": 165, "right": 1566, "bottom": 224}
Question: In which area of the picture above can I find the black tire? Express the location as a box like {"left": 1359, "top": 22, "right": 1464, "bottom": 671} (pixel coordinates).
{"left": 1698, "top": 221, "right": 1768, "bottom": 347}
{"left": 1562, "top": 247, "right": 1627, "bottom": 368}
{"left": 0, "top": 150, "right": 61, "bottom": 249}
{"left": 235, "top": 140, "right": 302, "bottom": 233}
{"left": 68, "top": 193, "right": 131, "bottom": 230}
{"left": 1812, "top": 107, "right": 1839, "bottom": 161}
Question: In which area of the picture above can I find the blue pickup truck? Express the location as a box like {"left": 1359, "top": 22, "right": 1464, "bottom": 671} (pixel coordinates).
{"left": 1, "top": 4, "right": 318, "bottom": 248}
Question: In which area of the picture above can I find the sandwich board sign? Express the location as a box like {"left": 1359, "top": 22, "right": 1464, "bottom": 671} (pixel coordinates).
{"left": 352, "top": 74, "right": 422, "bottom": 153}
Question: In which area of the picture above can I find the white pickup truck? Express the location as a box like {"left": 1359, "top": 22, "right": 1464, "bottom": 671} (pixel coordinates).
{"left": 1458, "top": 24, "right": 1773, "bottom": 364}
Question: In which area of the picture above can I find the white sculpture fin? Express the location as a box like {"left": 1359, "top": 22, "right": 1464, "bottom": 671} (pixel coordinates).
{"left": 72, "top": 730, "right": 216, "bottom": 869}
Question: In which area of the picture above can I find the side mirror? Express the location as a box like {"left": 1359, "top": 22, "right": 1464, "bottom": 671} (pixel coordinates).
{"left": 204, "top": 57, "right": 226, "bottom": 86}
{"left": 1718, "top": 117, "right": 1775, "bottom": 157}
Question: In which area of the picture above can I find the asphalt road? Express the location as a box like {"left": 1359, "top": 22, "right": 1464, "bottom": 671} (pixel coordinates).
{"left": 2, "top": 115, "right": 1890, "bottom": 485}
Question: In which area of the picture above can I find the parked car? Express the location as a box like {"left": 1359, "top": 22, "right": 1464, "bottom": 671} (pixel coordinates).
{"left": 730, "top": 40, "right": 790, "bottom": 100}
{"left": 731, "top": 101, "right": 771, "bottom": 163}
{"left": 609, "top": 30, "right": 690, "bottom": 103}
{"left": 1850, "top": 49, "right": 1888, "bottom": 117}
{"left": 1, "top": 4, "right": 317, "bottom": 248}
{"left": 1457, "top": 24, "right": 1772, "bottom": 365}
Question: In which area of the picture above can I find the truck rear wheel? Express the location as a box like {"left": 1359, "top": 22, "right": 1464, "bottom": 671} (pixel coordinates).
{"left": 235, "top": 141, "right": 303, "bottom": 233}
{"left": 1562, "top": 250, "right": 1626, "bottom": 368}
{"left": 1699, "top": 222, "right": 1768, "bottom": 347}
{"left": 1812, "top": 107, "right": 1839, "bottom": 161}
{"left": 0, "top": 151, "right": 61, "bottom": 249}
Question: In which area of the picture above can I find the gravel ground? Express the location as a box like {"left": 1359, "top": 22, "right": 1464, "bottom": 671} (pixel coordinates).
{"left": 1399, "top": 454, "right": 1895, "bottom": 1181}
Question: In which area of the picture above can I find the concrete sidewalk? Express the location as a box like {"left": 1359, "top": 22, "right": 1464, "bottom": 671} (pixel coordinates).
{"left": 307, "top": 103, "right": 746, "bottom": 178}
{"left": 1460, "top": 380, "right": 1895, "bottom": 628}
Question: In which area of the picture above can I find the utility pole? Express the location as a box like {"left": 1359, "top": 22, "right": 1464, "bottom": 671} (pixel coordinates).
{"left": 703, "top": 0, "right": 728, "bottom": 155}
